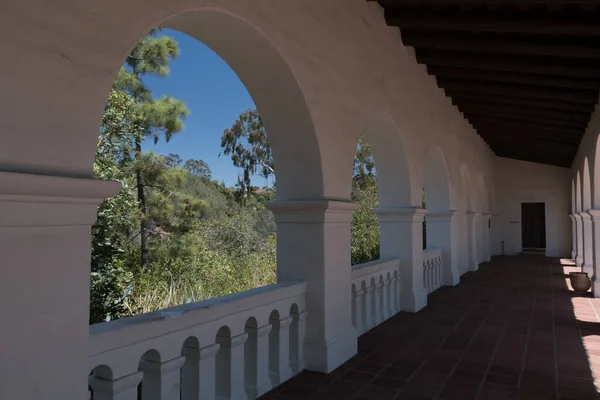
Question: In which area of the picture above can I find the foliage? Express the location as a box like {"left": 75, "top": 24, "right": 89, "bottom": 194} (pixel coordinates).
{"left": 220, "top": 109, "right": 272, "bottom": 201}
{"left": 184, "top": 159, "right": 212, "bottom": 180}
{"left": 351, "top": 182, "right": 380, "bottom": 265}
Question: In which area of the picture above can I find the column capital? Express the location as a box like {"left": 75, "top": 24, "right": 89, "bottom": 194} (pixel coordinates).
{"left": 89, "top": 371, "right": 143, "bottom": 394}
{"left": 0, "top": 171, "right": 120, "bottom": 227}
{"left": 374, "top": 207, "right": 427, "bottom": 222}
{"left": 427, "top": 210, "right": 456, "bottom": 222}
{"left": 266, "top": 200, "right": 358, "bottom": 223}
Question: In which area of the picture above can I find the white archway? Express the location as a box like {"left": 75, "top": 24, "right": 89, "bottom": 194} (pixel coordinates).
{"left": 575, "top": 171, "right": 584, "bottom": 267}
{"left": 361, "top": 112, "right": 412, "bottom": 208}
{"left": 423, "top": 147, "right": 459, "bottom": 286}
{"left": 460, "top": 165, "right": 477, "bottom": 273}
{"left": 582, "top": 159, "right": 594, "bottom": 276}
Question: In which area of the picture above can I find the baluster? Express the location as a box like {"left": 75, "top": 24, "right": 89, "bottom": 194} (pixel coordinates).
{"left": 198, "top": 344, "right": 219, "bottom": 400}
{"left": 392, "top": 273, "right": 400, "bottom": 313}
{"left": 354, "top": 288, "right": 365, "bottom": 335}
{"left": 139, "top": 356, "right": 186, "bottom": 400}
{"left": 376, "top": 280, "right": 385, "bottom": 324}
{"left": 385, "top": 276, "right": 393, "bottom": 319}
{"left": 247, "top": 324, "right": 272, "bottom": 398}
{"left": 293, "top": 311, "right": 307, "bottom": 373}
{"left": 89, "top": 371, "right": 143, "bottom": 400}
{"left": 364, "top": 283, "right": 374, "bottom": 330}
{"left": 422, "top": 263, "right": 427, "bottom": 294}
{"left": 276, "top": 316, "right": 294, "bottom": 383}
{"left": 229, "top": 333, "right": 249, "bottom": 400}
{"left": 438, "top": 258, "right": 443, "bottom": 290}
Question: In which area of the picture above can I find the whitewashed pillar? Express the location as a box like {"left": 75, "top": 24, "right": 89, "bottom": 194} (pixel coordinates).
{"left": 0, "top": 172, "right": 119, "bottom": 400}
{"left": 582, "top": 211, "right": 595, "bottom": 277}
{"left": 139, "top": 356, "right": 186, "bottom": 400}
{"left": 266, "top": 200, "right": 358, "bottom": 373}
{"left": 426, "top": 211, "right": 459, "bottom": 286}
{"left": 89, "top": 371, "right": 143, "bottom": 400}
{"left": 198, "top": 344, "right": 220, "bottom": 400}
{"left": 570, "top": 214, "right": 579, "bottom": 260}
{"left": 586, "top": 209, "right": 600, "bottom": 297}
{"left": 375, "top": 207, "right": 428, "bottom": 312}
{"left": 246, "top": 324, "right": 272, "bottom": 398}
{"left": 576, "top": 213, "right": 585, "bottom": 267}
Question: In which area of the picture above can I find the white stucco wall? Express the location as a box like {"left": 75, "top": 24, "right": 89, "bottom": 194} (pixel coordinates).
{"left": 493, "top": 157, "right": 571, "bottom": 258}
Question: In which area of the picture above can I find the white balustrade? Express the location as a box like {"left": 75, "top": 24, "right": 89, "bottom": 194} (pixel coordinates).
{"left": 89, "top": 281, "right": 307, "bottom": 400}
{"left": 350, "top": 258, "right": 402, "bottom": 336}
{"left": 423, "top": 248, "right": 443, "bottom": 295}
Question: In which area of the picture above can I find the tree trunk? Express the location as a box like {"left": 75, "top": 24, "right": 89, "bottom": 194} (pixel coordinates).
{"left": 135, "top": 138, "right": 150, "bottom": 269}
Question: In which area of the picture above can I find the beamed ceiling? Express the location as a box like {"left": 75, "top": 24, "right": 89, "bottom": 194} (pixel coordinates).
{"left": 374, "top": 0, "right": 600, "bottom": 167}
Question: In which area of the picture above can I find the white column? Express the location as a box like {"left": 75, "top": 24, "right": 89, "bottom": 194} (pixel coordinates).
{"left": 427, "top": 210, "right": 459, "bottom": 286}
{"left": 375, "top": 207, "right": 427, "bottom": 312}
{"left": 570, "top": 214, "right": 578, "bottom": 260}
{"left": 0, "top": 172, "right": 119, "bottom": 400}
{"left": 266, "top": 200, "right": 358, "bottom": 373}
{"left": 582, "top": 211, "right": 594, "bottom": 277}
{"left": 89, "top": 371, "right": 143, "bottom": 400}
{"left": 198, "top": 343, "right": 220, "bottom": 400}
{"left": 575, "top": 213, "right": 585, "bottom": 267}
{"left": 247, "top": 324, "right": 272, "bottom": 397}
{"left": 139, "top": 356, "right": 186, "bottom": 400}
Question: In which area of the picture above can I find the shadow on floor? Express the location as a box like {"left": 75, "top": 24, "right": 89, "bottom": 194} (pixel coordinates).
{"left": 260, "top": 255, "right": 600, "bottom": 400}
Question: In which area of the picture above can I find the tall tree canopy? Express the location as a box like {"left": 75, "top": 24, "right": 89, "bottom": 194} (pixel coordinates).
{"left": 114, "top": 30, "right": 190, "bottom": 269}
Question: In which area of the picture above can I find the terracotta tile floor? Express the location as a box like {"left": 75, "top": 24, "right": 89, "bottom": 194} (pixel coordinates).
{"left": 261, "top": 256, "right": 600, "bottom": 400}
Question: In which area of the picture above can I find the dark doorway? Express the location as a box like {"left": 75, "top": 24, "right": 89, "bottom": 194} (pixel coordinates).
{"left": 521, "top": 202, "right": 546, "bottom": 251}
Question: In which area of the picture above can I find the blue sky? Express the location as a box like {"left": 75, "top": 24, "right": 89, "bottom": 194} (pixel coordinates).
{"left": 141, "top": 29, "right": 271, "bottom": 187}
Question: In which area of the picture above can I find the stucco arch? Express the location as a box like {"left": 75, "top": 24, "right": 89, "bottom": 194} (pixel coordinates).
{"left": 583, "top": 157, "right": 592, "bottom": 211}
{"left": 2, "top": 7, "right": 324, "bottom": 201}
{"left": 423, "top": 146, "right": 452, "bottom": 212}
{"left": 576, "top": 171, "right": 583, "bottom": 213}
{"left": 361, "top": 112, "right": 412, "bottom": 207}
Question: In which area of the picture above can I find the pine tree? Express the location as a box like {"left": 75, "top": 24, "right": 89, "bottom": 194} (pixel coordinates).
{"left": 115, "top": 31, "right": 189, "bottom": 269}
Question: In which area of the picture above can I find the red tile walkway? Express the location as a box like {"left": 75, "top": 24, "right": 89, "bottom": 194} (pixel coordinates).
{"left": 261, "top": 256, "right": 600, "bottom": 400}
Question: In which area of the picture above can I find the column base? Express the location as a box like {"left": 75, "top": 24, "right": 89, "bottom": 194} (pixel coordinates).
{"left": 469, "top": 262, "right": 479, "bottom": 272}
{"left": 583, "top": 262, "right": 594, "bottom": 278}
{"left": 571, "top": 250, "right": 577, "bottom": 260}
{"left": 443, "top": 272, "right": 460, "bottom": 287}
{"left": 576, "top": 256, "right": 584, "bottom": 267}
{"left": 402, "top": 287, "right": 428, "bottom": 313}
{"left": 304, "top": 327, "right": 357, "bottom": 373}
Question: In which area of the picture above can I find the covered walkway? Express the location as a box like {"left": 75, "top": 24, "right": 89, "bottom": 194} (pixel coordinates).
{"left": 264, "top": 256, "right": 600, "bottom": 400}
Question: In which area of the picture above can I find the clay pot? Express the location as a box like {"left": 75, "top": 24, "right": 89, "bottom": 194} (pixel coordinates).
{"left": 570, "top": 272, "right": 592, "bottom": 293}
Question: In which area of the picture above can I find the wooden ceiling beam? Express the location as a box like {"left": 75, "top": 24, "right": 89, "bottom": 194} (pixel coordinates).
{"left": 447, "top": 91, "right": 596, "bottom": 113}
{"left": 461, "top": 110, "right": 587, "bottom": 130}
{"left": 453, "top": 100, "right": 591, "bottom": 123}
{"left": 467, "top": 115, "right": 582, "bottom": 135}
{"left": 385, "top": 9, "right": 600, "bottom": 36}
{"left": 416, "top": 49, "right": 600, "bottom": 79}
{"left": 427, "top": 66, "right": 600, "bottom": 90}
{"left": 401, "top": 30, "right": 600, "bottom": 59}
{"left": 480, "top": 131, "right": 581, "bottom": 148}
{"left": 437, "top": 78, "right": 598, "bottom": 104}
